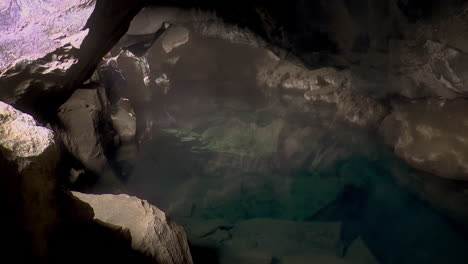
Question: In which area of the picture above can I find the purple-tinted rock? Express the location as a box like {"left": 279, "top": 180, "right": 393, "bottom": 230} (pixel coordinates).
{"left": 0, "top": 0, "right": 142, "bottom": 117}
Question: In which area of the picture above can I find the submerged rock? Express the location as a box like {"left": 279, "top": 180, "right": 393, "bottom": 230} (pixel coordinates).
{"left": 380, "top": 99, "right": 468, "bottom": 180}
{"left": 217, "top": 219, "right": 376, "bottom": 264}
{"left": 72, "top": 192, "right": 193, "bottom": 264}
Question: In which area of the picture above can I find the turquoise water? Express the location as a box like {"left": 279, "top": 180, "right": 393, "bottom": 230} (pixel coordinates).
{"left": 114, "top": 28, "right": 468, "bottom": 263}
{"left": 127, "top": 100, "right": 468, "bottom": 264}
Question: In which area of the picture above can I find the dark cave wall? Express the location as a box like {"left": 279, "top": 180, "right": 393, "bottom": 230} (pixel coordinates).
{"left": 143, "top": 0, "right": 468, "bottom": 66}
{"left": 3, "top": 0, "right": 468, "bottom": 119}
{"left": 0, "top": 0, "right": 143, "bottom": 120}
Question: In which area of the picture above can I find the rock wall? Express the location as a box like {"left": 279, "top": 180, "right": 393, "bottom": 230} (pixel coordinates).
{"left": 0, "top": 100, "right": 193, "bottom": 263}
{"left": 0, "top": 0, "right": 142, "bottom": 118}
{"left": 0, "top": 101, "right": 60, "bottom": 260}
{"left": 3, "top": 0, "right": 468, "bottom": 262}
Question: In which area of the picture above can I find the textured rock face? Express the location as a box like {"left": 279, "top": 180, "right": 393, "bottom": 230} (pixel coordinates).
{"left": 114, "top": 50, "right": 154, "bottom": 144}
{"left": 127, "top": 7, "right": 265, "bottom": 48}
{"left": 57, "top": 88, "right": 109, "bottom": 165}
{"left": 256, "top": 56, "right": 387, "bottom": 128}
{"left": 0, "top": 0, "right": 142, "bottom": 117}
{"left": 116, "top": 50, "right": 151, "bottom": 103}
{"left": 72, "top": 192, "right": 193, "bottom": 264}
{"left": 0, "top": 101, "right": 59, "bottom": 260}
{"left": 423, "top": 41, "right": 468, "bottom": 96}
{"left": 380, "top": 99, "right": 468, "bottom": 181}
{"left": 56, "top": 86, "right": 126, "bottom": 191}
{"left": 161, "top": 26, "right": 190, "bottom": 53}
{"left": 0, "top": 101, "right": 54, "bottom": 158}
{"left": 388, "top": 40, "right": 468, "bottom": 99}
{"left": 111, "top": 98, "right": 137, "bottom": 142}
{"left": 0, "top": 0, "right": 93, "bottom": 70}
{"left": 0, "top": 101, "right": 134, "bottom": 263}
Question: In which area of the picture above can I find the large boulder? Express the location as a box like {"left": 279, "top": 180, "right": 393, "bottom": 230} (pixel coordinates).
{"left": 72, "top": 192, "right": 194, "bottom": 264}
{"left": 0, "top": 0, "right": 142, "bottom": 118}
{"left": 0, "top": 100, "right": 143, "bottom": 263}
{"left": 56, "top": 86, "right": 124, "bottom": 191}
{"left": 161, "top": 26, "right": 190, "bottom": 53}
{"left": 380, "top": 99, "right": 468, "bottom": 180}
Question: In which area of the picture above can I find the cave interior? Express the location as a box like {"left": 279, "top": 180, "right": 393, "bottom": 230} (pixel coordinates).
{"left": 2, "top": 0, "right": 468, "bottom": 263}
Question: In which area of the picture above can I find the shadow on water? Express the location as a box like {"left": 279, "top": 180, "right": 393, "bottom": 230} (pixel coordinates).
{"left": 307, "top": 157, "right": 468, "bottom": 264}
{"left": 190, "top": 245, "right": 221, "bottom": 264}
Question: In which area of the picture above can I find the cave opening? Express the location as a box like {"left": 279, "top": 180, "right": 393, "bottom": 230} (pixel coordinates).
{"left": 67, "top": 7, "right": 468, "bottom": 264}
